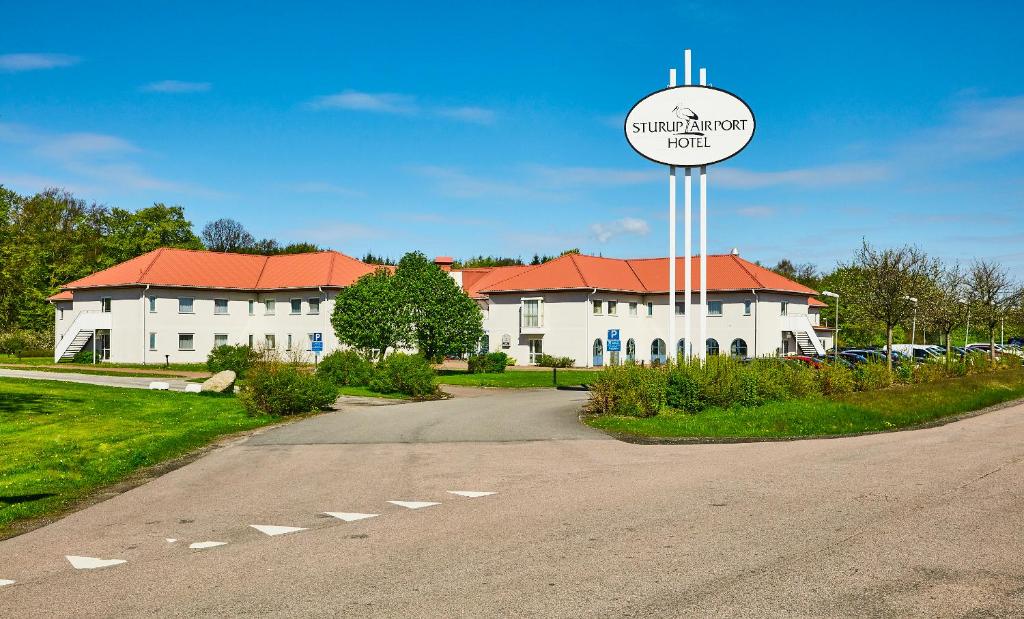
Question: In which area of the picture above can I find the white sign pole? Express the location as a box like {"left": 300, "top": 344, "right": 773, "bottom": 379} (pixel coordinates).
{"left": 699, "top": 66, "right": 708, "bottom": 362}
{"left": 683, "top": 50, "right": 692, "bottom": 361}
{"left": 667, "top": 67, "right": 677, "bottom": 364}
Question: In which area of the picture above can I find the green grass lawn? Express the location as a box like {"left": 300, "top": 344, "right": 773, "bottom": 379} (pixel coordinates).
{"left": 586, "top": 367, "right": 1024, "bottom": 440}
{"left": 0, "top": 354, "right": 53, "bottom": 366}
{"left": 436, "top": 368, "right": 598, "bottom": 388}
{"left": 0, "top": 377, "right": 278, "bottom": 537}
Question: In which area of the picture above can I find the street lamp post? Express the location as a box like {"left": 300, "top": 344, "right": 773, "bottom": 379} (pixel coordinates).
{"left": 960, "top": 298, "right": 971, "bottom": 349}
{"left": 822, "top": 290, "right": 839, "bottom": 364}
{"left": 901, "top": 295, "right": 918, "bottom": 352}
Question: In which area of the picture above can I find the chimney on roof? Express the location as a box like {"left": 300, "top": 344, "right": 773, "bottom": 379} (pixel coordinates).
{"left": 434, "top": 256, "right": 454, "bottom": 272}
{"left": 730, "top": 247, "right": 740, "bottom": 256}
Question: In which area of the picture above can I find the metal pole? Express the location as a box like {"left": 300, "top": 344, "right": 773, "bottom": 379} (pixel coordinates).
{"left": 667, "top": 67, "right": 677, "bottom": 365}
{"left": 683, "top": 50, "right": 692, "bottom": 361}
{"left": 911, "top": 306, "right": 917, "bottom": 349}
{"left": 965, "top": 306, "right": 971, "bottom": 349}
{"left": 834, "top": 298, "right": 840, "bottom": 364}
{"left": 698, "top": 66, "right": 708, "bottom": 363}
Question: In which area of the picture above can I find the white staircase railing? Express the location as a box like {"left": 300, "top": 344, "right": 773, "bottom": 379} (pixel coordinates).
{"left": 54, "top": 310, "right": 112, "bottom": 362}
{"left": 782, "top": 314, "right": 826, "bottom": 356}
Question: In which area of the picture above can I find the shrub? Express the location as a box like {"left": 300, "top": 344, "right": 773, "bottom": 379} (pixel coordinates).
{"left": 536, "top": 354, "right": 575, "bottom": 368}
{"left": 238, "top": 361, "right": 338, "bottom": 416}
{"left": 589, "top": 363, "right": 666, "bottom": 417}
{"left": 71, "top": 349, "right": 94, "bottom": 364}
{"left": 467, "top": 351, "right": 509, "bottom": 374}
{"left": 317, "top": 349, "right": 374, "bottom": 386}
{"left": 816, "top": 361, "right": 855, "bottom": 395}
{"left": 911, "top": 360, "right": 947, "bottom": 384}
{"left": 0, "top": 330, "right": 52, "bottom": 357}
{"left": 20, "top": 348, "right": 54, "bottom": 358}
{"left": 855, "top": 361, "right": 893, "bottom": 391}
{"left": 893, "top": 358, "right": 914, "bottom": 384}
{"left": 207, "top": 344, "right": 261, "bottom": 378}
{"left": 369, "top": 353, "right": 438, "bottom": 398}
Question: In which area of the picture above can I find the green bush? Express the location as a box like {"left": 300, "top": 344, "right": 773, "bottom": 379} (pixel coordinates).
{"left": 71, "top": 349, "right": 94, "bottom": 364}
{"left": 238, "top": 361, "right": 338, "bottom": 416}
{"left": 317, "top": 349, "right": 374, "bottom": 386}
{"left": 20, "top": 348, "right": 54, "bottom": 358}
{"left": 206, "top": 344, "right": 261, "bottom": 378}
{"left": 369, "top": 353, "right": 438, "bottom": 398}
{"left": 535, "top": 354, "right": 575, "bottom": 368}
{"left": 855, "top": 361, "right": 893, "bottom": 391}
{"left": 893, "top": 358, "right": 914, "bottom": 384}
{"left": 0, "top": 330, "right": 52, "bottom": 357}
{"left": 589, "top": 363, "right": 666, "bottom": 417}
{"left": 816, "top": 361, "right": 855, "bottom": 395}
{"left": 467, "top": 351, "right": 509, "bottom": 374}
{"left": 911, "top": 360, "right": 947, "bottom": 384}
{"left": 663, "top": 357, "right": 818, "bottom": 413}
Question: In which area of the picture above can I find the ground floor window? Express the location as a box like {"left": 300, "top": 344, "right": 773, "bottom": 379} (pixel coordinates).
{"left": 651, "top": 338, "right": 666, "bottom": 364}
{"left": 248, "top": 334, "right": 254, "bottom": 347}
{"left": 265, "top": 334, "right": 276, "bottom": 349}
{"left": 677, "top": 338, "right": 686, "bottom": 359}
{"left": 626, "top": 338, "right": 636, "bottom": 362}
{"left": 286, "top": 334, "right": 293, "bottom": 350}
{"left": 528, "top": 338, "right": 543, "bottom": 365}
{"left": 706, "top": 338, "right": 719, "bottom": 356}
{"left": 730, "top": 338, "right": 748, "bottom": 358}
{"left": 178, "top": 333, "right": 194, "bottom": 351}
{"left": 593, "top": 338, "right": 604, "bottom": 367}
{"left": 149, "top": 332, "right": 157, "bottom": 351}
{"left": 214, "top": 334, "right": 228, "bottom": 348}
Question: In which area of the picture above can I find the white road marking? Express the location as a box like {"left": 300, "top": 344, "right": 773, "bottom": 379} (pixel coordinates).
{"left": 66, "top": 555, "right": 127, "bottom": 570}
{"left": 250, "top": 524, "right": 307, "bottom": 536}
{"left": 0, "top": 579, "right": 14, "bottom": 587}
{"left": 189, "top": 541, "right": 226, "bottom": 550}
{"left": 387, "top": 500, "right": 440, "bottom": 510}
{"left": 324, "top": 512, "right": 379, "bottom": 522}
{"left": 165, "top": 538, "right": 177, "bottom": 543}
{"left": 447, "top": 491, "right": 497, "bottom": 498}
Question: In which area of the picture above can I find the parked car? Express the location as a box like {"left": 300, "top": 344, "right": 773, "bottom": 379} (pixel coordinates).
{"left": 814, "top": 354, "right": 855, "bottom": 369}
{"left": 839, "top": 351, "right": 869, "bottom": 365}
{"left": 784, "top": 355, "right": 822, "bottom": 369}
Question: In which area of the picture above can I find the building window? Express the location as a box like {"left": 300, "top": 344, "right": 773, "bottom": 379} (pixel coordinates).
{"left": 59, "top": 307, "right": 65, "bottom": 320}
{"left": 592, "top": 300, "right": 603, "bottom": 315}
{"left": 248, "top": 300, "right": 255, "bottom": 316}
{"left": 629, "top": 302, "right": 638, "bottom": 316}
{"left": 290, "top": 298, "right": 302, "bottom": 315}
{"left": 101, "top": 297, "right": 111, "bottom": 313}
{"left": 148, "top": 296, "right": 156, "bottom": 313}
{"left": 149, "top": 332, "right": 157, "bottom": 350}
{"left": 478, "top": 333, "right": 489, "bottom": 354}
{"left": 178, "top": 333, "right": 194, "bottom": 350}
{"left": 265, "top": 334, "right": 276, "bottom": 349}
{"left": 675, "top": 302, "right": 685, "bottom": 315}
{"left": 677, "top": 339, "right": 686, "bottom": 359}
{"left": 626, "top": 338, "right": 636, "bottom": 362}
{"left": 708, "top": 301, "right": 723, "bottom": 316}
{"left": 264, "top": 299, "right": 275, "bottom": 315}
{"left": 308, "top": 298, "right": 320, "bottom": 315}
{"left": 706, "top": 338, "right": 720, "bottom": 356}
{"left": 647, "top": 302, "right": 654, "bottom": 317}
{"left": 214, "top": 334, "right": 228, "bottom": 348}
{"left": 781, "top": 301, "right": 789, "bottom": 316}
{"left": 178, "top": 297, "right": 193, "bottom": 314}
{"left": 592, "top": 338, "right": 604, "bottom": 366}
{"left": 528, "top": 338, "right": 543, "bottom": 364}
{"left": 743, "top": 301, "right": 752, "bottom": 316}
{"left": 730, "top": 338, "right": 748, "bottom": 358}
{"left": 522, "top": 299, "right": 541, "bottom": 327}
{"left": 607, "top": 301, "right": 617, "bottom": 315}
{"left": 650, "top": 338, "right": 666, "bottom": 364}
{"left": 214, "top": 299, "right": 228, "bottom": 315}
{"left": 248, "top": 334, "right": 254, "bottom": 347}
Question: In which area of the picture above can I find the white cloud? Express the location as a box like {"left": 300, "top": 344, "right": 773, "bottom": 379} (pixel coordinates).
{"left": 714, "top": 163, "right": 889, "bottom": 188}
{"left": 591, "top": 217, "right": 650, "bottom": 243}
{"left": 141, "top": 80, "right": 212, "bottom": 93}
{"left": 34, "top": 132, "right": 139, "bottom": 159}
{"left": 896, "top": 95, "right": 1024, "bottom": 163}
{"left": 306, "top": 90, "right": 415, "bottom": 114}
{"left": 0, "top": 53, "right": 79, "bottom": 72}
{"left": 435, "top": 106, "right": 496, "bottom": 124}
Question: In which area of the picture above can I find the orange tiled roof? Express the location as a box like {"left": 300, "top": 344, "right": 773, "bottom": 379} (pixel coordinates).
{"left": 59, "top": 248, "right": 384, "bottom": 292}
{"left": 475, "top": 253, "right": 817, "bottom": 295}
{"left": 459, "top": 265, "right": 535, "bottom": 299}
{"left": 807, "top": 297, "right": 828, "bottom": 307}
{"left": 47, "top": 290, "right": 73, "bottom": 301}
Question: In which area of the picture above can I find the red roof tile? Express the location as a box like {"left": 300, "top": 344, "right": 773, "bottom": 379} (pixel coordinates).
{"left": 47, "top": 290, "right": 73, "bottom": 301}
{"left": 478, "top": 253, "right": 817, "bottom": 295}
{"left": 60, "top": 248, "right": 382, "bottom": 291}
{"left": 807, "top": 297, "right": 828, "bottom": 307}
{"left": 459, "top": 265, "right": 534, "bottom": 299}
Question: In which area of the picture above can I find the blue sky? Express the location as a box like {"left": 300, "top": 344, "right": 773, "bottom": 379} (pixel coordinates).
{"left": 2, "top": 1, "right": 1023, "bottom": 274}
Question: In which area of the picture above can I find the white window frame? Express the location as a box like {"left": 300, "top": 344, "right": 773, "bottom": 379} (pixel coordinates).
{"left": 781, "top": 301, "right": 789, "bottom": 316}
{"left": 248, "top": 299, "right": 255, "bottom": 316}
{"left": 58, "top": 307, "right": 65, "bottom": 320}
{"left": 214, "top": 333, "right": 228, "bottom": 348}
{"left": 148, "top": 332, "right": 157, "bottom": 351}
{"left": 629, "top": 302, "right": 638, "bottom": 316}
{"left": 743, "top": 301, "right": 752, "bottom": 316}
{"left": 308, "top": 297, "right": 320, "bottom": 315}
{"left": 178, "top": 297, "right": 194, "bottom": 314}
{"left": 100, "top": 297, "right": 112, "bottom": 313}
{"left": 178, "top": 333, "right": 195, "bottom": 351}
{"left": 675, "top": 302, "right": 685, "bottom": 316}
{"left": 647, "top": 302, "right": 654, "bottom": 317}
{"left": 248, "top": 334, "right": 254, "bottom": 347}
{"left": 148, "top": 296, "right": 157, "bottom": 313}
{"left": 708, "top": 300, "right": 723, "bottom": 317}
{"left": 286, "top": 334, "right": 293, "bottom": 350}
{"left": 265, "top": 334, "right": 276, "bottom": 349}
{"left": 264, "top": 299, "right": 276, "bottom": 315}
{"left": 521, "top": 297, "right": 543, "bottom": 328}
{"left": 607, "top": 300, "right": 617, "bottom": 316}
{"left": 592, "top": 300, "right": 603, "bottom": 315}
{"left": 290, "top": 298, "right": 302, "bottom": 315}
{"left": 214, "top": 298, "right": 229, "bottom": 315}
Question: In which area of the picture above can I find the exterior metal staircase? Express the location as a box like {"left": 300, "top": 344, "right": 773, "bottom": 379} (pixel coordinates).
{"left": 53, "top": 310, "right": 112, "bottom": 362}
{"left": 59, "top": 331, "right": 94, "bottom": 361}
{"left": 795, "top": 331, "right": 820, "bottom": 355}
{"left": 782, "top": 314, "right": 827, "bottom": 356}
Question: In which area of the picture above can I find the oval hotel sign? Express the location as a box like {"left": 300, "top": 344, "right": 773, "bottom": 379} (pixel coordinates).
{"left": 625, "top": 85, "right": 755, "bottom": 167}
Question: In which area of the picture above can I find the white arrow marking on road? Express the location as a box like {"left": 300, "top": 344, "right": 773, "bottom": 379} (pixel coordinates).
{"left": 447, "top": 491, "right": 497, "bottom": 498}
{"left": 189, "top": 541, "right": 226, "bottom": 550}
{"left": 324, "top": 512, "right": 379, "bottom": 522}
{"left": 66, "top": 555, "right": 127, "bottom": 570}
{"left": 165, "top": 538, "right": 177, "bottom": 543}
{"left": 0, "top": 579, "right": 14, "bottom": 587}
{"left": 250, "top": 524, "right": 307, "bottom": 536}
{"left": 387, "top": 500, "right": 440, "bottom": 510}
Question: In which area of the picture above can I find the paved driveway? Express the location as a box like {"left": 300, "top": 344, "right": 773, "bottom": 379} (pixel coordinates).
{"left": 2, "top": 389, "right": 1024, "bottom": 617}
{"left": 0, "top": 368, "right": 192, "bottom": 391}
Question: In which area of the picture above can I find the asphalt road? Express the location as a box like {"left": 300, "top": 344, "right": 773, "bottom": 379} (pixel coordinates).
{"left": 0, "top": 368, "right": 192, "bottom": 391}
{"left": 2, "top": 388, "right": 1024, "bottom": 617}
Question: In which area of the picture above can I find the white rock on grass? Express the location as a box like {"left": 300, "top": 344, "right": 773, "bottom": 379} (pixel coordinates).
{"left": 201, "top": 370, "right": 236, "bottom": 393}
{"left": 148, "top": 381, "right": 170, "bottom": 390}
{"left": 184, "top": 383, "right": 202, "bottom": 393}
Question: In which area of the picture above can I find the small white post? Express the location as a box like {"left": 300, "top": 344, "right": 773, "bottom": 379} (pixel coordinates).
{"left": 682, "top": 50, "right": 693, "bottom": 360}
{"left": 667, "top": 67, "right": 677, "bottom": 364}
{"left": 699, "top": 67, "right": 708, "bottom": 362}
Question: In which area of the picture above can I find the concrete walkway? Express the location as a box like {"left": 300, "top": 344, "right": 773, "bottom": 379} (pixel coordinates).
{"left": 0, "top": 368, "right": 193, "bottom": 391}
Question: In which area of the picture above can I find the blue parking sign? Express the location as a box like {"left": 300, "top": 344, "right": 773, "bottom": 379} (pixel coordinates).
{"left": 607, "top": 339, "right": 621, "bottom": 352}
{"left": 312, "top": 332, "right": 323, "bottom": 342}
{"left": 311, "top": 341, "right": 324, "bottom": 353}
{"left": 608, "top": 329, "right": 620, "bottom": 341}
